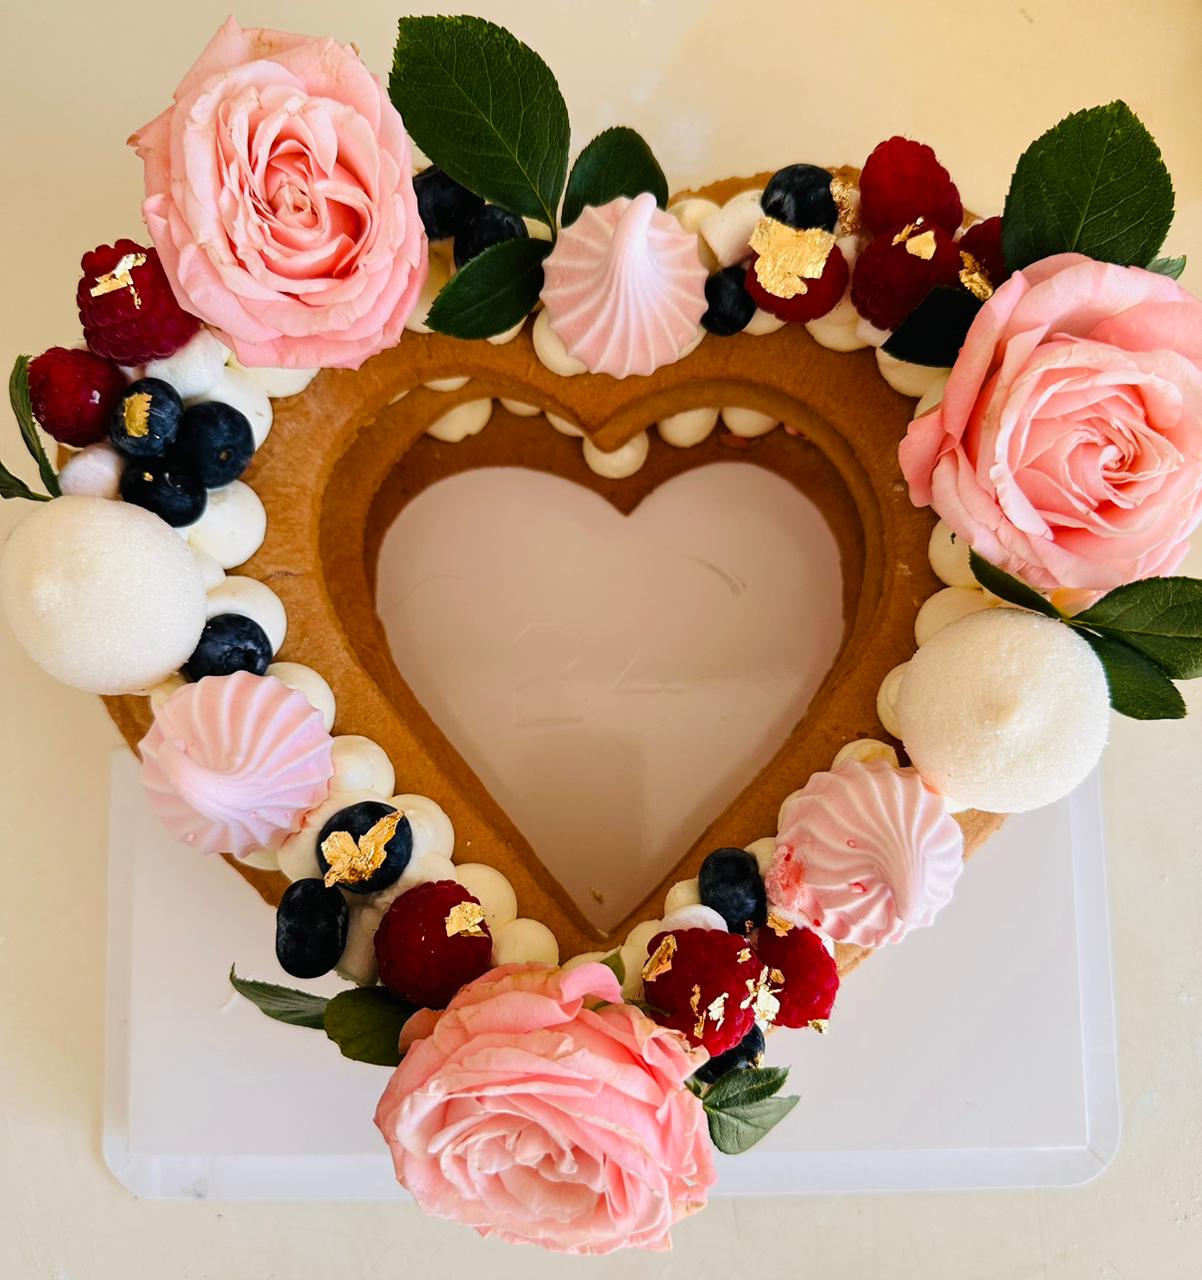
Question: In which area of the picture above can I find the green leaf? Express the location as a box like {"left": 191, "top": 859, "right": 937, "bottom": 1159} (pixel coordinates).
{"left": 705, "top": 1094, "right": 799, "bottom": 1155}
{"left": 1073, "top": 577, "right": 1202, "bottom": 679}
{"left": 1002, "top": 102, "right": 1174, "bottom": 272}
{"left": 426, "top": 237, "right": 551, "bottom": 339}
{"left": 1075, "top": 628, "right": 1186, "bottom": 720}
{"left": 228, "top": 965, "right": 328, "bottom": 1029}
{"left": 390, "top": 16, "right": 570, "bottom": 228}
{"left": 702, "top": 1065, "right": 790, "bottom": 1110}
{"left": 323, "top": 986, "right": 416, "bottom": 1067}
{"left": 0, "top": 461, "right": 50, "bottom": 502}
{"left": 1148, "top": 254, "right": 1186, "bottom": 280}
{"left": 561, "top": 127, "right": 669, "bottom": 227}
{"left": 881, "top": 286, "right": 983, "bottom": 368}
{"left": 969, "top": 551, "right": 1060, "bottom": 618}
{"left": 599, "top": 950, "right": 626, "bottom": 984}
{"left": 9, "top": 356, "right": 60, "bottom": 498}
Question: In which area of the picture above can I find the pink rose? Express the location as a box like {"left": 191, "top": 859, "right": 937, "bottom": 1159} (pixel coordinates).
{"left": 375, "top": 963, "right": 715, "bottom": 1255}
{"left": 131, "top": 18, "right": 427, "bottom": 370}
{"left": 899, "top": 254, "right": 1202, "bottom": 592}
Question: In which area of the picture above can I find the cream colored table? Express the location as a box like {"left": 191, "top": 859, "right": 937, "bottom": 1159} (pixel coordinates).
{"left": 3, "top": 2, "right": 1201, "bottom": 1276}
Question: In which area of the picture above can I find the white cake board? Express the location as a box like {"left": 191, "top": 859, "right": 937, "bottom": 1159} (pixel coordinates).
{"left": 103, "top": 751, "right": 1118, "bottom": 1199}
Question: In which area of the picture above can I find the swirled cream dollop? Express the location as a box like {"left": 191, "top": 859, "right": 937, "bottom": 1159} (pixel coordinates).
{"left": 540, "top": 192, "right": 707, "bottom": 377}
{"left": 766, "top": 759, "right": 963, "bottom": 948}
{"left": 139, "top": 671, "right": 334, "bottom": 856}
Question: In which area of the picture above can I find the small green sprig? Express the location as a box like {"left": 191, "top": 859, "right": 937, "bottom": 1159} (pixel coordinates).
{"left": 690, "top": 1065, "right": 800, "bottom": 1155}
{"left": 3, "top": 355, "right": 60, "bottom": 502}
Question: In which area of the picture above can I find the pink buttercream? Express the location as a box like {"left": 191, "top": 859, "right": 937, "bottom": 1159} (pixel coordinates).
{"left": 139, "top": 671, "right": 334, "bottom": 856}
{"left": 129, "top": 17, "right": 427, "bottom": 370}
{"left": 375, "top": 963, "right": 715, "bottom": 1255}
{"left": 767, "top": 759, "right": 963, "bottom": 948}
{"left": 541, "top": 192, "right": 707, "bottom": 377}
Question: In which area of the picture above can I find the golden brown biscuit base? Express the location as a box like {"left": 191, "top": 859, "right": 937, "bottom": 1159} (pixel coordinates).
{"left": 102, "top": 170, "right": 1004, "bottom": 975}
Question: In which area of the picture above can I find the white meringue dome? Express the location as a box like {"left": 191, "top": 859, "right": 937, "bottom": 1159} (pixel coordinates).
{"left": 540, "top": 192, "right": 708, "bottom": 377}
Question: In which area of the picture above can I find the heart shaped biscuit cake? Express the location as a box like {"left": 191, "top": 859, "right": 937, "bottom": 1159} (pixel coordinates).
{"left": 5, "top": 13, "right": 1202, "bottom": 1257}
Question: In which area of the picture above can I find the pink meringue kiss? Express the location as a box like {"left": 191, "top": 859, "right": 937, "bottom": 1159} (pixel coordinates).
{"left": 767, "top": 759, "right": 964, "bottom": 948}
{"left": 139, "top": 671, "right": 334, "bottom": 856}
{"left": 541, "top": 192, "right": 707, "bottom": 377}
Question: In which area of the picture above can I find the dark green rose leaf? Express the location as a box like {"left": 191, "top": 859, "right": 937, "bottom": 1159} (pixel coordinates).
{"left": 705, "top": 1094, "right": 800, "bottom": 1155}
{"left": 228, "top": 965, "right": 328, "bottom": 1029}
{"left": 1073, "top": 577, "right": 1202, "bottom": 679}
{"left": 426, "top": 237, "right": 552, "bottom": 339}
{"left": 881, "top": 286, "right": 983, "bottom": 368}
{"left": 599, "top": 950, "right": 626, "bottom": 983}
{"left": 323, "top": 986, "right": 416, "bottom": 1067}
{"left": 1147, "top": 255, "right": 1186, "bottom": 280}
{"left": 702, "top": 1065, "right": 790, "bottom": 1110}
{"left": 9, "top": 355, "right": 60, "bottom": 498}
{"left": 561, "top": 127, "right": 669, "bottom": 226}
{"left": 1075, "top": 628, "right": 1186, "bottom": 720}
{"left": 969, "top": 552, "right": 1060, "bottom": 618}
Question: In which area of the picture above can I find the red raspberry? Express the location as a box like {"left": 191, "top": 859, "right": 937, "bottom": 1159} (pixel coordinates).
{"left": 27, "top": 347, "right": 126, "bottom": 447}
{"left": 744, "top": 243, "right": 849, "bottom": 323}
{"left": 859, "top": 137, "right": 963, "bottom": 235}
{"left": 958, "top": 216, "right": 1008, "bottom": 294}
{"left": 641, "top": 927, "right": 764, "bottom": 1056}
{"left": 851, "top": 221, "right": 961, "bottom": 331}
{"left": 77, "top": 239, "right": 200, "bottom": 366}
{"left": 753, "top": 918, "right": 839, "bottom": 1029}
{"left": 374, "top": 880, "right": 493, "bottom": 1009}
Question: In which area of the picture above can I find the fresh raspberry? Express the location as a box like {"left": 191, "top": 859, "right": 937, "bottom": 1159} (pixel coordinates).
{"left": 744, "top": 242, "right": 849, "bottom": 323}
{"left": 753, "top": 918, "right": 839, "bottom": 1029}
{"left": 374, "top": 880, "right": 493, "bottom": 1009}
{"left": 958, "top": 216, "right": 1008, "bottom": 293}
{"left": 859, "top": 137, "right": 963, "bottom": 235}
{"left": 77, "top": 239, "right": 200, "bottom": 366}
{"left": 851, "top": 221, "right": 961, "bottom": 331}
{"left": 27, "top": 347, "right": 125, "bottom": 447}
{"left": 641, "top": 927, "right": 764, "bottom": 1056}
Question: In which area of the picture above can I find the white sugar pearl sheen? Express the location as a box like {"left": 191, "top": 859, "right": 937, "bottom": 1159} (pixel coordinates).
{"left": 454, "top": 863, "right": 518, "bottom": 930}
{"left": 722, "top": 407, "right": 777, "bottom": 438}
{"left": 205, "top": 576, "right": 286, "bottom": 654}
{"left": 897, "top": 609, "right": 1110, "bottom": 813}
{"left": 390, "top": 793, "right": 455, "bottom": 861}
{"left": 663, "top": 878, "right": 701, "bottom": 913}
{"left": 59, "top": 442, "right": 123, "bottom": 499}
{"left": 133, "top": 329, "right": 229, "bottom": 399}
{"left": 267, "top": 662, "right": 335, "bottom": 730}
{"left": 928, "top": 519, "right": 976, "bottom": 587}
{"left": 658, "top": 407, "right": 718, "bottom": 448}
{"left": 876, "top": 348, "right": 951, "bottom": 399}
{"left": 185, "top": 481, "right": 266, "bottom": 569}
{"left": 914, "top": 586, "right": 996, "bottom": 646}
{"left": 582, "top": 431, "right": 649, "bottom": 478}
{"left": 426, "top": 399, "right": 493, "bottom": 443}
{"left": 876, "top": 661, "right": 909, "bottom": 739}
{"left": 833, "top": 738, "right": 900, "bottom": 769}
{"left": 188, "top": 366, "right": 273, "bottom": 450}
{"left": 532, "top": 309, "right": 587, "bottom": 376}
{"left": 329, "top": 736, "right": 396, "bottom": 796}
{"left": 699, "top": 188, "right": 763, "bottom": 268}
{"left": 230, "top": 359, "right": 319, "bottom": 400}
{"left": 0, "top": 496, "right": 206, "bottom": 694}
{"left": 491, "top": 918, "right": 559, "bottom": 967}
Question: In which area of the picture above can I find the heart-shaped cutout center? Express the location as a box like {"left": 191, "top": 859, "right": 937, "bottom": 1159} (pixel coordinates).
{"left": 376, "top": 461, "right": 843, "bottom": 929}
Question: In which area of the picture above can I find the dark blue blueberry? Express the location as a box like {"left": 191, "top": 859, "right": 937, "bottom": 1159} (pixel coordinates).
{"left": 173, "top": 402, "right": 254, "bottom": 488}
{"left": 453, "top": 204, "right": 528, "bottom": 269}
{"left": 701, "top": 267, "right": 757, "bottom": 336}
{"left": 316, "top": 801, "right": 412, "bottom": 895}
{"left": 120, "top": 457, "right": 207, "bottom": 527}
{"left": 183, "top": 613, "right": 272, "bottom": 680}
{"left": 110, "top": 377, "right": 183, "bottom": 458}
{"left": 694, "top": 1023, "right": 766, "bottom": 1085}
{"left": 414, "top": 166, "right": 485, "bottom": 241}
{"left": 275, "top": 878, "right": 349, "bottom": 979}
{"left": 698, "top": 847, "right": 767, "bottom": 934}
{"left": 762, "top": 164, "right": 838, "bottom": 232}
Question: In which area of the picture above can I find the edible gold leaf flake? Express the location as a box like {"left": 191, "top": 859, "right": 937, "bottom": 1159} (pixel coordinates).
{"left": 905, "top": 230, "right": 936, "bottom": 260}
{"left": 769, "top": 968, "right": 785, "bottom": 987}
{"left": 706, "top": 993, "right": 727, "bottom": 1030}
{"left": 89, "top": 251, "right": 147, "bottom": 308}
{"left": 752, "top": 978, "right": 781, "bottom": 1025}
{"left": 749, "top": 217, "right": 837, "bottom": 299}
{"left": 958, "top": 249, "right": 993, "bottom": 300}
{"left": 320, "top": 809, "right": 402, "bottom": 888}
{"left": 737, "top": 948, "right": 752, "bottom": 964}
{"left": 690, "top": 983, "right": 705, "bottom": 1039}
{"left": 689, "top": 983, "right": 702, "bottom": 1014}
{"left": 123, "top": 392, "right": 152, "bottom": 439}
{"left": 829, "top": 174, "right": 861, "bottom": 236}
{"left": 445, "top": 899, "right": 488, "bottom": 938}
{"left": 642, "top": 934, "right": 677, "bottom": 982}
{"left": 766, "top": 910, "right": 794, "bottom": 938}
{"left": 808, "top": 1018, "right": 829, "bottom": 1035}
{"left": 892, "top": 221, "right": 920, "bottom": 245}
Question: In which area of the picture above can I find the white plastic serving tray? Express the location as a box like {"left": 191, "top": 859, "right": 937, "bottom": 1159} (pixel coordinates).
{"left": 103, "top": 751, "right": 1118, "bottom": 1200}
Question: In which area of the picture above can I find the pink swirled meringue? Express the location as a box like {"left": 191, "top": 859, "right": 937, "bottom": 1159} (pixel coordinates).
{"left": 540, "top": 192, "right": 707, "bottom": 377}
{"left": 139, "top": 671, "right": 334, "bottom": 856}
{"left": 766, "top": 759, "right": 964, "bottom": 948}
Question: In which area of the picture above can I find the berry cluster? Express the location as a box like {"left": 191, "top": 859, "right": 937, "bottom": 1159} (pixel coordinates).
{"left": 414, "top": 166, "right": 528, "bottom": 268}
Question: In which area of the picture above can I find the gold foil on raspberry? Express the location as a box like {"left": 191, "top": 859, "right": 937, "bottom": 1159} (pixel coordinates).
{"left": 809, "top": 1018, "right": 830, "bottom": 1034}
{"left": 89, "top": 251, "right": 147, "bottom": 309}
{"left": 122, "top": 392, "right": 152, "bottom": 439}
{"left": 642, "top": 934, "right": 677, "bottom": 982}
{"left": 829, "top": 174, "right": 861, "bottom": 236}
{"left": 706, "top": 993, "right": 727, "bottom": 1031}
{"left": 320, "top": 810, "right": 400, "bottom": 888}
{"left": 749, "top": 217, "right": 837, "bottom": 299}
{"left": 445, "top": 900, "right": 487, "bottom": 939}
{"left": 893, "top": 221, "right": 937, "bottom": 261}
{"left": 766, "top": 910, "right": 794, "bottom": 938}
{"left": 958, "top": 249, "right": 994, "bottom": 300}
{"left": 737, "top": 947, "right": 753, "bottom": 964}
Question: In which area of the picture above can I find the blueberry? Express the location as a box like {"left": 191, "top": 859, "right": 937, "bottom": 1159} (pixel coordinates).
{"left": 120, "top": 457, "right": 207, "bottom": 526}
{"left": 453, "top": 204, "right": 527, "bottom": 269}
{"left": 698, "top": 847, "right": 767, "bottom": 934}
{"left": 414, "top": 166, "right": 485, "bottom": 241}
{"left": 275, "top": 878, "right": 349, "bottom": 979}
{"left": 316, "top": 800, "right": 412, "bottom": 895}
{"left": 184, "top": 613, "right": 273, "bottom": 680}
{"left": 694, "top": 1023, "right": 766, "bottom": 1085}
{"left": 173, "top": 402, "right": 254, "bottom": 488}
{"left": 762, "top": 164, "right": 838, "bottom": 232}
{"left": 110, "top": 377, "right": 183, "bottom": 458}
{"left": 702, "top": 267, "right": 757, "bottom": 336}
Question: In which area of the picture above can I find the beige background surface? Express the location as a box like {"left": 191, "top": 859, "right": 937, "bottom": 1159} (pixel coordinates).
{"left": 2, "top": 1, "right": 1201, "bottom": 1276}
